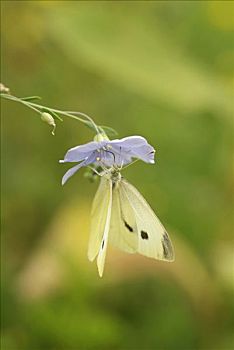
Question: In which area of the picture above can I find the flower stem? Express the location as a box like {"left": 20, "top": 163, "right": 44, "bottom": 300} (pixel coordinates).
{"left": 1, "top": 92, "right": 100, "bottom": 134}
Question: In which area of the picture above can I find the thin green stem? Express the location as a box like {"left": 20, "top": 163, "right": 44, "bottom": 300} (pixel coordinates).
{"left": 1, "top": 93, "right": 100, "bottom": 134}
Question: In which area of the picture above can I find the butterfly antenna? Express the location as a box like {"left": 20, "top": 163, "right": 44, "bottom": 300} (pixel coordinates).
{"left": 121, "top": 158, "right": 140, "bottom": 171}
{"left": 87, "top": 166, "right": 103, "bottom": 177}
{"left": 122, "top": 149, "right": 155, "bottom": 171}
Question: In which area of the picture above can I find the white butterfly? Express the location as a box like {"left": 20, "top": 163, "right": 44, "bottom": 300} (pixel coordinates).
{"left": 88, "top": 168, "right": 175, "bottom": 277}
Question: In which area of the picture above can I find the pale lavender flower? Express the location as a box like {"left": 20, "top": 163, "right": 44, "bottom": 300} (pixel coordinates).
{"left": 60, "top": 136, "right": 155, "bottom": 185}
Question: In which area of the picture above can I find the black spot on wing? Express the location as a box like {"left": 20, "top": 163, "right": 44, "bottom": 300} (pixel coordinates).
{"left": 162, "top": 241, "right": 168, "bottom": 258}
{"left": 141, "top": 230, "right": 149, "bottom": 240}
{"left": 112, "top": 182, "right": 116, "bottom": 189}
{"left": 162, "top": 231, "right": 173, "bottom": 259}
{"left": 101, "top": 240, "right": 105, "bottom": 250}
{"left": 124, "top": 220, "right": 134, "bottom": 232}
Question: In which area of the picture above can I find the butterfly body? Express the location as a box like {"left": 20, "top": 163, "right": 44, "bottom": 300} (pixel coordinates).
{"left": 88, "top": 168, "right": 174, "bottom": 277}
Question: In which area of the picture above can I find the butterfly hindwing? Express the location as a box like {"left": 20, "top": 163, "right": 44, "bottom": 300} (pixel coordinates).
{"left": 88, "top": 177, "right": 112, "bottom": 276}
{"left": 109, "top": 182, "right": 138, "bottom": 254}
{"left": 96, "top": 182, "right": 112, "bottom": 277}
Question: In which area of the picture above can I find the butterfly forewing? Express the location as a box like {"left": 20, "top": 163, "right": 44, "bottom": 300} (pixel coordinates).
{"left": 109, "top": 181, "right": 138, "bottom": 253}
{"left": 119, "top": 179, "right": 174, "bottom": 261}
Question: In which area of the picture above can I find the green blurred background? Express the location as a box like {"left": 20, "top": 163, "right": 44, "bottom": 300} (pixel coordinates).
{"left": 1, "top": 1, "right": 234, "bottom": 349}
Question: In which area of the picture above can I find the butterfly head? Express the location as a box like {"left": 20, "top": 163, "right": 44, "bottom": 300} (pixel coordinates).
{"left": 102, "top": 165, "right": 122, "bottom": 184}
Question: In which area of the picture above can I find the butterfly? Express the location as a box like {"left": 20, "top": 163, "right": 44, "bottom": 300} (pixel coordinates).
{"left": 88, "top": 167, "right": 175, "bottom": 277}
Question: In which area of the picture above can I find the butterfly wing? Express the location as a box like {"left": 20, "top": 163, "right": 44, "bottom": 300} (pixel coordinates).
{"left": 109, "top": 182, "right": 138, "bottom": 253}
{"left": 88, "top": 176, "right": 112, "bottom": 277}
{"left": 117, "top": 178, "right": 175, "bottom": 261}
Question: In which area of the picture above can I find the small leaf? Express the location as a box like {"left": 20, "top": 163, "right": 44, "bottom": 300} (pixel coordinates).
{"left": 42, "top": 108, "right": 63, "bottom": 122}
{"left": 84, "top": 120, "right": 96, "bottom": 131}
{"left": 100, "top": 125, "right": 118, "bottom": 137}
{"left": 20, "top": 96, "right": 42, "bottom": 101}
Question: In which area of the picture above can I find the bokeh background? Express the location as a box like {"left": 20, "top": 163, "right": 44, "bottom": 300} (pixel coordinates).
{"left": 1, "top": 1, "right": 234, "bottom": 349}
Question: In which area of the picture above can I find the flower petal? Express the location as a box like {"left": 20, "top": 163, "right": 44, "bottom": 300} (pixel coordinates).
{"left": 109, "top": 136, "right": 148, "bottom": 149}
{"left": 97, "top": 149, "right": 131, "bottom": 167}
{"left": 62, "top": 153, "right": 96, "bottom": 185}
{"left": 62, "top": 141, "right": 107, "bottom": 163}
{"left": 131, "top": 144, "right": 155, "bottom": 163}
{"left": 109, "top": 136, "right": 155, "bottom": 164}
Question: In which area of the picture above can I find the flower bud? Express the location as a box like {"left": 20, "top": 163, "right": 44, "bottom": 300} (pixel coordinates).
{"left": 94, "top": 132, "right": 109, "bottom": 142}
{"left": 41, "top": 112, "right": 55, "bottom": 125}
{"left": 41, "top": 112, "right": 56, "bottom": 135}
{"left": 0, "top": 83, "right": 10, "bottom": 93}
{"left": 0, "top": 83, "right": 10, "bottom": 94}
